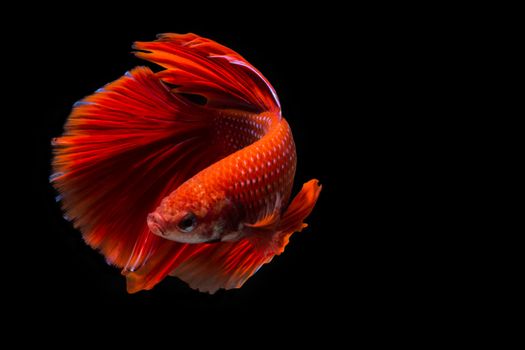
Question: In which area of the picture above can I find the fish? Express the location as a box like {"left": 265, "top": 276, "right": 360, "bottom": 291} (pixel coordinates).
{"left": 51, "top": 33, "right": 321, "bottom": 294}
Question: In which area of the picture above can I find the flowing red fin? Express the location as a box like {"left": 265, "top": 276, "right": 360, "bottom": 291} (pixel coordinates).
{"left": 169, "top": 239, "right": 272, "bottom": 294}
{"left": 51, "top": 67, "right": 221, "bottom": 270}
{"left": 124, "top": 241, "right": 208, "bottom": 293}
{"left": 123, "top": 239, "right": 271, "bottom": 294}
{"left": 133, "top": 33, "right": 280, "bottom": 112}
{"left": 125, "top": 238, "right": 269, "bottom": 294}
{"left": 272, "top": 179, "right": 322, "bottom": 254}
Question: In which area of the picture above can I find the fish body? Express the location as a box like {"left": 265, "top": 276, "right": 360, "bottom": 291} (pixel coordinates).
{"left": 51, "top": 33, "right": 321, "bottom": 293}
{"left": 148, "top": 111, "right": 296, "bottom": 244}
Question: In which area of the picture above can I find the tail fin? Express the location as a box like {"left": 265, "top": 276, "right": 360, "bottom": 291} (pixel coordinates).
{"left": 134, "top": 33, "right": 280, "bottom": 112}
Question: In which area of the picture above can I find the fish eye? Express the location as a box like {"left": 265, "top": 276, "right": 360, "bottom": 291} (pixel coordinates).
{"left": 178, "top": 212, "right": 197, "bottom": 232}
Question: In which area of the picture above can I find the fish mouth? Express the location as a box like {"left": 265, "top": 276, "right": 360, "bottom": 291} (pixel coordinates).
{"left": 147, "top": 212, "right": 169, "bottom": 237}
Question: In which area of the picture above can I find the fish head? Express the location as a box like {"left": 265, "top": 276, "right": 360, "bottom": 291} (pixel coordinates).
{"left": 147, "top": 185, "right": 234, "bottom": 244}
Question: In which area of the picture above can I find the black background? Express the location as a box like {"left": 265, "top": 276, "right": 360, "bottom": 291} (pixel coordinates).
{"left": 15, "top": 5, "right": 436, "bottom": 335}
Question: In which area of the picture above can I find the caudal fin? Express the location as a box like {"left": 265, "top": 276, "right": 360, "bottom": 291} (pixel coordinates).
{"left": 134, "top": 33, "right": 280, "bottom": 112}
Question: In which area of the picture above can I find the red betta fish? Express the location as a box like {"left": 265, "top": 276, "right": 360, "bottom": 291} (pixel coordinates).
{"left": 51, "top": 33, "right": 321, "bottom": 294}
